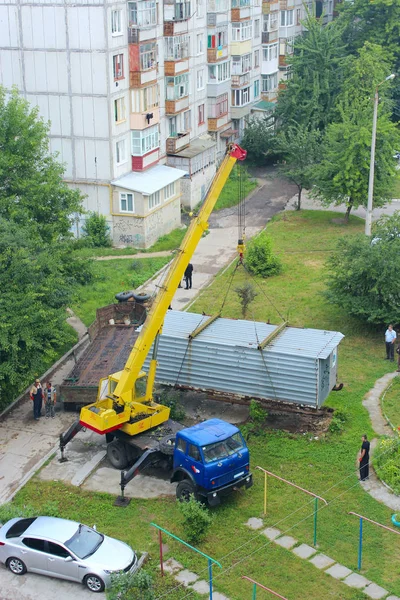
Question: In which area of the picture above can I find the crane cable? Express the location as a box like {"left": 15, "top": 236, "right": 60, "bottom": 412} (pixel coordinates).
{"left": 237, "top": 163, "right": 246, "bottom": 257}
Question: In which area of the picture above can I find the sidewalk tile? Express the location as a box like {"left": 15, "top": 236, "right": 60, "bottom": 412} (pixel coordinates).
{"left": 309, "top": 553, "right": 336, "bottom": 570}
{"left": 174, "top": 570, "right": 199, "bottom": 586}
{"left": 275, "top": 535, "right": 297, "bottom": 549}
{"left": 246, "top": 517, "right": 264, "bottom": 530}
{"left": 292, "top": 544, "right": 317, "bottom": 559}
{"left": 213, "top": 593, "right": 230, "bottom": 600}
{"left": 161, "top": 558, "right": 183, "bottom": 574}
{"left": 262, "top": 527, "right": 281, "bottom": 540}
{"left": 386, "top": 596, "right": 400, "bottom": 600}
{"left": 343, "top": 573, "right": 370, "bottom": 589}
{"left": 363, "top": 583, "right": 389, "bottom": 599}
{"left": 192, "top": 580, "right": 210, "bottom": 594}
{"left": 325, "top": 564, "right": 352, "bottom": 580}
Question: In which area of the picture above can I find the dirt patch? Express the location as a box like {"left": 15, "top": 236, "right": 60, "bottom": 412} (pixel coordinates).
{"left": 331, "top": 218, "right": 348, "bottom": 225}
{"left": 303, "top": 259, "right": 324, "bottom": 268}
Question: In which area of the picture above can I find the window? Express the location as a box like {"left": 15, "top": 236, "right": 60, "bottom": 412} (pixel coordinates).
{"left": 262, "top": 72, "right": 278, "bottom": 92}
{"left": 114, "top": 97, "right": 126, "bottom": 123}
{"left": 111, "top": 10, "right": 122, "bottom": 35}
{"left": 198, "top": 103, "right": 205, "bottom": 124}
{"left": 131, "top": 85, "right": 158, "bottom": 112}
{"left": 231, "top": 21, "right": 252, "bottom": 42}
{"left": 22, "top": 538, "right": 46, "bottom": 552}
{"left": 208, "top": 26, "right": 227, "bottom": 49}
{"left": 120, "top": 193, "right": 134, "bottom": 212}
{"left": 140, "top": 42, "right": 156, "bottom": 71}
{"left": 128, "top": 1, "right": 156, "bottom": 27}
{"left": 254, "top": 49, "right": 259, "bottom": 68}
{"left": 197, "top": 33, "right": 204, "bottom": 54}
{"left": 131, "top": 125, "right": 159, "bottom": 156}
{"left": 113, "top": 54, "right": 124, "bottom": 80}
{"left": 215, "top": 93, "right": 228, "bottom": 117}
{"left": 263, "top": 13, "right": 278, "bottom": 32}
{"left": 208, "top": 60, "right": 230, "bottom": 83}
{"left": 232, "top": 54, "right": 251, "bottom": 74}
{"left": 231, "top": 86, "right": 250, "bottom": 107}
{"left": 197, "top": 69, "right": 204, "bottom": 90}
{"left": 176, "top": 437, "right": 186, "bottom": 452}
{"left": 149, "top": 191, "right": 160, "bottom": 209}
{"left": 263, "top": 43, "right": 278, "bottom": 62}
{"left": 280, "top": 9, "right": 294, "bottom": 26}
{"left": 165, "top": 35, "right": 189, "bottom": 60}
{"left": 47, "top": 542, "right": 70, "bottom": 559}
{"left": 174, "top": 1, "right": 191, "bottom": 20}
{"left": 188, "top": 444, "right": 201, "bottom": 461}
{"left": 296, "top": 7, "right": 301, "bottom": 25}
{"left": 231, "top": 0, "right": 250, "bottom": 6}
{"left": 166, "top": 73, "right": 189, "bottom": 100}
{"left": 116, "top": 139, "right": 127, "bottom": 164}
{"left": 255, "top": 19, "right": 260, "bottom": 38}
{"left": 6, "top": 518, "right": 36, "bottom": 539}
{"left": 183, "top": 109, "right": 191, "bottom": 130}
{"left": 196, "top": 0, "right": 203, "bottom": 17}
{"left": 164, "top": 182, "right": 176, "bottom": 200}
{"left": 286, "top": 36, "right": 295, "bottom": 54}
{"left": 254, "top": 79, "right": 260, "bottom": 98}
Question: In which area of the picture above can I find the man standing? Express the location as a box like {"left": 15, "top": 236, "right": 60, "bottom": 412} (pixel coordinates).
{"left": 385, "top": 324, "right": 397, "bottom": 361}
{"left": 44, "top": 381, "right": 57, "bottom": 418}
{"left": 184, "top": 263, "right": 193, "bottom": 290}
{"left": 30, "top": 379, "right": 44, "bottom": 421}
{"left": 359, "top": 434, "right": 370, "bottom": 481}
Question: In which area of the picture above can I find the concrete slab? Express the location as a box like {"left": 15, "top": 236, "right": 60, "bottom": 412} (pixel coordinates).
{"left": 161, "top": 558, "right": 183, "bottom": 574}
{"left": 263, "top": 527, "right": 281, "bottom": 540}
{"left": 325, "top": 564, "right": 352, "bottom": 580}
{"left": 71, "top": 450, "right": 106, "bottom": 487}
{"left": 292, "top": 544, "right": 317, "bottom": 559}
{"left": 363, "top": 583, "right": 389, "bottom": 599}
{"left": 343, "top": 573, "right": 370, "bottom": 589}
{"left": 386, "top": 596, "right": 400, "bottom": 600}
{"left": 246, "top": 518, "right": 264, "bottom": 530}
{"left": 174, "top": 570, "right": 199, "bottom": 586}
{"left": 192, "top": 580, "right": 211, "bottom": 594}
{"left": 274, "top": 535, "right": 297, "bottom": 549}
{"left": 309, "top": 554, "right": 336, "bottom": 570}
{"left": 83, "top": 465, "right": 177, "bottom": 498}
{"left": 212, "top": 593, "right": 230, "bottom": 600}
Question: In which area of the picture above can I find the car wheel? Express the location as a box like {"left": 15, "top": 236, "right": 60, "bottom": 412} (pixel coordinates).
{"left": 176, "top": 479, "right": 197, "bottom": 502}
{"left": 84, "top": 574, "right": 105, "bottom": 593}
{"left": 7, "top": 557, "right": 27, "bottom": 575}
{"left": 107, "top": 440, "right": 128, "bottom": 469}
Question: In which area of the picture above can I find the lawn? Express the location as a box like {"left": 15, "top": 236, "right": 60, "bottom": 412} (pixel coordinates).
{"left": 391, "top": 174, "right": 400, "bottom": 199}
{"left": 11, "top": 210, "right": 400, "bottom": 599}
{"left": 215, "top": 164, "right": 258, "bottom": 211}
{"left": 71, "top": 256, "right": 170, "bottom": 326}
{"left": 381, "top": 377, "right": 400, "bottom": 429}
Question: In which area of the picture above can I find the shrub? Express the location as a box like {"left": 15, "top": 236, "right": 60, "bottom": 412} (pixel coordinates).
{"left": 246, "top": 233, "right": 282, "bottom": 278}
{"left": 130, "top": 259, "right": 145, "bottom": 272}
{"left": 159, "top": 391, "right": 186, "bottom": 421}
{"left": 82, "top": 212, "right": 112, "bottom": 248}
{"left": 107, "top": 570, "right": 154, "bottom": 600}
{"left": 178, "top": 495, "right": 212, "bottom": 544}
{"left": 0, "top": 503, "right": 36, "bottom": 525}
{"left": 235, "top": 283, "right": 258, "bottom": 318}
{"left": 374, "top": 436, "right": 400, "bottom": 494}
{"left": 249, "top": 399, "right": 268, "bottom": 425}
{"left": 328, "top": 407, "right": 349, "bottom": 434}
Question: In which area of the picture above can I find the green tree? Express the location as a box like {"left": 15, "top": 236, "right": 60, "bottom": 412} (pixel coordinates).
{"left": 0, "top": 87, "right": 83, "bottom": 241}
{"left": 82, "top": 212, "right": 112, "bottom": 247}
{"left": 275, "top": 124, "right": 321, "bottom": 210}
{"left": 312, "top": 44, "right": 400, "bottom": 221}
{"left": 246, "top": 233, "right": 282, "bottom": 278}
{"left": 241, "top": 115, "right": 276, "bottom": 165}
{"left": 276, "top": 13, "right": 347, "bottom": 131}
{"left": 235, "top": 283, "right": 258, "bottom": 318}
{"left": 325, "top": 213, "right": 400, "bottom": 324}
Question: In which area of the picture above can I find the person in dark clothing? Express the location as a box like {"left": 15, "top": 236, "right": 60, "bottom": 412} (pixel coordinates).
{"left": 30, "top": 379, "right": 44, "bottom": 421}
{"left": 184, "top": 263, "right": 193, "bottom": 289}
{"left": 359, "top": 434, "right": 370, "bottom": 481}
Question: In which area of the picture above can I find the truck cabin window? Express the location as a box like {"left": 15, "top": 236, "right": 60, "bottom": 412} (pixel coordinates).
{"left": 202, "top": 432, "right": 244, "bottom": 463}
{"left": 188, "top": 443, "right": 201, "bottom": 461}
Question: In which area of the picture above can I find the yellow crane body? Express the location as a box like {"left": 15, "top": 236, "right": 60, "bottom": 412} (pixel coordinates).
{"left": 80, "top": 144, "right": 247, "bottom": 436}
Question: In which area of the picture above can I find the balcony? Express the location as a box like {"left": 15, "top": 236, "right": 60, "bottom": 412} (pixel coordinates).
{"left": 262, "top": 0, "right": 279, "bottom": 13}
{"left": 164, "top": 21, "right": 189, "bottom": 35}
{"left": 128, "top": 26, "right": 157, "bottom": 44}
{"left": 164, "top": 1, "right": 191, "bottom": 22}
{"left": 166, "top": 131, "right": 190, "bottom": 154}
{"left": 207, "top": 0, "right": 229, "bottom": 11}
{"left": 130, "top": 68, "right": 157, "bottom": 88}
{"left": 262, "top": 30, "right": 278, "bottom": 44}
{"left": 165, "top": 96, "right": 190, "bottom": 115}
{"left": 130, "top": 107, "right": 160, "bottom": 131}
{"left": 165, "top": 60, "right": 189, "bottom": 76}
{"left": 231, "top": 6, "right": 251, "bottom": 20}
{"left": 208, "top": 113, "right": 229, "bottom": 131}
{"left": 207, "top": 46, "right": 228, "bottom": 62}
{"left": 231, "top": 72, "right": 250, "bottom": 87}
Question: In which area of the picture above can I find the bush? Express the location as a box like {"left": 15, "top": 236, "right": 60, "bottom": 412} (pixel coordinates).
{"left": 235, "top": 283, "right": 258, "bottom": 318}
{"left": 107, "top": 570, "right": 154, "bottom": 600}
{"left": 374, "top": 436, "right": 400, "bottom": 494}
{"left": 328, "top": 407, "right": 349, "bottom": 434}
{"left": 178, "top": 495, "right": 212, "bottom": 544}
{"left": 159, "top": 390, "right": 186, "bottom": 421}
{"left": 246, "top": 233, "right": 282, "bottom": 278}
{"left": 82, "top": 212, "right": 112, "bottom": 248}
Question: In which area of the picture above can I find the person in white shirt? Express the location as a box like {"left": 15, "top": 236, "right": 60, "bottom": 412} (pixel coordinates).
{"left": 385, "top": 324, "right": 397, "bottom": 362}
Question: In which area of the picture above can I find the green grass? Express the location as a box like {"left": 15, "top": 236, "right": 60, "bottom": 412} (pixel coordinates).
{"left": 71, "top": 256, "right": 170, "bottom": 326}
{"left": 382, "top": 377, "right": 400, "bottom": 428}
{"left": 391, "top": 175, "right": 400, "bottom": 199}
{"left": 13, "top": 210, "right": 400, "bottom": 599}
{"left": 215, "top": 164, "right": 258, "bottom": 211}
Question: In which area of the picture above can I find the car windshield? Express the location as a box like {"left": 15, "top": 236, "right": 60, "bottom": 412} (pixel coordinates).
{"left": 202, "top": 432, "right": 244, "bottom": 464}
{"left": 65, "top": 525, "right": 104, "bottom": 559}
{"left": 6, "top": 518, "right": 37, "bottom": 539}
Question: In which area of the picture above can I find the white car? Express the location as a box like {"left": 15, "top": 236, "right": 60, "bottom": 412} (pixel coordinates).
{"left": 0, "top": 516, "right": 138, "bottom": 592}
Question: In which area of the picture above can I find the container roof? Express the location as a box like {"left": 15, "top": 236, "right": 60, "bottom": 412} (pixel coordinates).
{"left": 111, "top": 165, "right": 187, "bottom": 195}
{"left": 158, "top": 311, "right": 344, "bottom": 359}
{"left": 178, "top": 419, "right": 239, "bottom": 445}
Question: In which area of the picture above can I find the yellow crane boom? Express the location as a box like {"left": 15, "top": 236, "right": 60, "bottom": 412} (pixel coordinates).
{"left": 80, "top": 143, "right": 247, "bottom": 436}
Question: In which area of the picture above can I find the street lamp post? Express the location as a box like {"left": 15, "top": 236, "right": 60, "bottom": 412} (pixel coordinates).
{"left": 365, "top": 73, "right": 396, "bottom": 236}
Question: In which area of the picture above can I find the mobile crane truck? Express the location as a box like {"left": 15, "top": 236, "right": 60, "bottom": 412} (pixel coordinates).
{"left": 60, "top": 144, "right": 253, "bottom": 506}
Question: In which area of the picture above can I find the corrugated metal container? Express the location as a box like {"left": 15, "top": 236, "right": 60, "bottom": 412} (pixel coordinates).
{"left": 143, "top": 311, "right": 344, "bottom": 408}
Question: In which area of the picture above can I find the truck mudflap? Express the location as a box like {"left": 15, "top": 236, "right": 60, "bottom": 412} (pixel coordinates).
{"left": 203, "top": 472, "right": 253, "bottom": 507}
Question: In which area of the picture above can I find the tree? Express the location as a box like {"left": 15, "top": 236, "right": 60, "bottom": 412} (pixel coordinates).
{"left": 312, "top": 44, "right": 400, "bottom": 221}
{"left": 276, "top": 13, "right": 347, "bottom": 131}
{"left": 274, "top": 124, "right": 321, "bottom": 210}
{"left": 241, "top": 115, "right": 276, "bottom": 165}
{"left": 246, "top": 233, "right": 282, "bottom": 278}
{"left": 0, "top": 87, "right": 83, "bottom": 242}
{"left": 82, "top": 212, "right": 112, "bottom": 247}
{"left": 325, "top": 213, "right": 400, "bottom": 324}
{"left": 235, "top": 283, "right": 258, "bottom": 318}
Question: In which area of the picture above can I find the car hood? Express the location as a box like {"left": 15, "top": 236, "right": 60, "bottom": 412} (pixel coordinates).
{"left": 85, "top": 535, "right": 135, "bottom": 571}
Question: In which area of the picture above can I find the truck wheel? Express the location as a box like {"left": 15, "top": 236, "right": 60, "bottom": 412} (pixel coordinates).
{"left": 107, "top": 440, "right": 128, "bottom": 469}
{"left": 176, "top": 480, "right": 197, "bottom": 502}
{"left": 159, "top": 435, "right": 176, "bottom": 456}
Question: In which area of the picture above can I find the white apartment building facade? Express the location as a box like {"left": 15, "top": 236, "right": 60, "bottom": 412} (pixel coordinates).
{"left": 0, "top": 0, "right": 333, "bottom": 247}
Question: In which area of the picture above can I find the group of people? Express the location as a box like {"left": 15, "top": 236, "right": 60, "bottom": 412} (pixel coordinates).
{"left": 30, "top": 379, "right": 56, "bottom": 421}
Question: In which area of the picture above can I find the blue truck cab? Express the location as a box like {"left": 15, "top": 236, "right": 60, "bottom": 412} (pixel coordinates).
{"left": 171, "top": 418, "right": 253, "bottom": 506}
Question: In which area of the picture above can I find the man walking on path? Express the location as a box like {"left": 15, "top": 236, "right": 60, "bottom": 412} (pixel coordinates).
{"left": 30, "top": 379, "right": 44, "bottom": 421}
{"left": 359, "top": 434, "right": 370, "bottom": 481}
{"left": 385, "top": 324, "right": 397, "bottom": 361}
{"left": 44, "top": 381, "right": 56, "bottom": 418}
{"left": 184, "top": 263, "right": 193, "bottom": 290}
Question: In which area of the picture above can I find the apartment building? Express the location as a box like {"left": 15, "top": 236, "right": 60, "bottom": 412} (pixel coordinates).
{"left": 0, "top": 0, "right": 331, "bottom": 247}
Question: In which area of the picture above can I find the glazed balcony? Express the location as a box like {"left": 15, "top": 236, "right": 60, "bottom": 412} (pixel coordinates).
{"left": 166, "top": 131, "right": 190, "bottom": 153}
{"left": 231, "top": 72, "right": 250, "bottom": 87}
{"left": 164, "top": 0, "right": 191, "bottom": 22}
{"left": 262, "top": 30, "right": 278, "bottom": 43}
